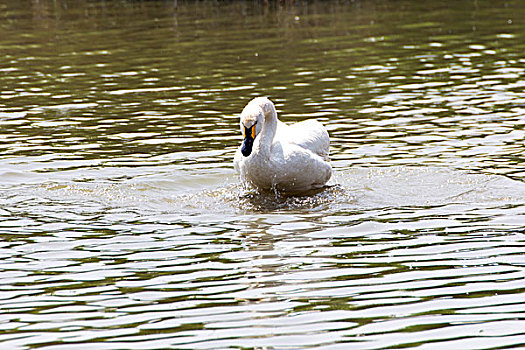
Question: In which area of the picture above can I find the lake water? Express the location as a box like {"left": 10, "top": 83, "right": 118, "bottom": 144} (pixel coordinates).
{"left": 1, "top": 0, "right": 525, "bottom": 348}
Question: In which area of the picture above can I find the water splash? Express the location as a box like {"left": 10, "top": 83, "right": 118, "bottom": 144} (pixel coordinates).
{"left": 29, "top": 167, "right": 525, "bottom": 216}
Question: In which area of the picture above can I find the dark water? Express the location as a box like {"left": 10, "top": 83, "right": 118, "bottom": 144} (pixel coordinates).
{"left": 1, "top": 0, "right": 525, "bottom": 348}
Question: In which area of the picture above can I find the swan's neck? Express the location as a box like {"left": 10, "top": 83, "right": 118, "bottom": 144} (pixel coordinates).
{"left": 256, "top": 100, "right": 277, "bottom": 158}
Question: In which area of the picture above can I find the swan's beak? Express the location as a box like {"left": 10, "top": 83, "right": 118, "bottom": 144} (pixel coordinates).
{"left": 241, "top": 135, "right": 253, "bottom": 157}
{"left": 241, "top": 125, "right": 256, "bottom": 157}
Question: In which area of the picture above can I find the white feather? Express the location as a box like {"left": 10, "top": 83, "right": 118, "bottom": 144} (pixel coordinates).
{"left": 233, "top": 97, "right": 332, "bottom": 194}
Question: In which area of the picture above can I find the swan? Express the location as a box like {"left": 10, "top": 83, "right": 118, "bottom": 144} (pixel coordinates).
{"left": 233, "top": 97, "right": 332, "bottom": 194}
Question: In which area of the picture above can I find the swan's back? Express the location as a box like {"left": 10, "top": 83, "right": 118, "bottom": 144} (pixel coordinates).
{"left": 276, "top": 119, "right": 330, "bottom": 160}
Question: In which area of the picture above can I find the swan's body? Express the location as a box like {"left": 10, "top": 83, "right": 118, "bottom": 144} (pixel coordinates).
{"left": 233, "top": 97, "right": 332, "bottom": 194}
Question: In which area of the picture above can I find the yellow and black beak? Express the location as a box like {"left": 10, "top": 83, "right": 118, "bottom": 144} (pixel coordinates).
{"left": 241, "top": 124, "right": 256, "bottom": 157}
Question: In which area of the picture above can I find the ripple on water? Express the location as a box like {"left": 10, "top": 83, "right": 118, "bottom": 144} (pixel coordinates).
{"left": 1, "top": 0, "right": 525, "bottom": 348}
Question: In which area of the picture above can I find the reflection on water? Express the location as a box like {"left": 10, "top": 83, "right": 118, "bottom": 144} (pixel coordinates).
{"left": 1, "top": 0, "right": 525, "bottom": 349}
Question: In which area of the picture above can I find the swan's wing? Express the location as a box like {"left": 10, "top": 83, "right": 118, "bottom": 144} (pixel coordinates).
{"left": 279, "top": 120, "right": 330, "bottom": 160}
{"left": 275, "top": 141, "right": 332, "bottom": 192}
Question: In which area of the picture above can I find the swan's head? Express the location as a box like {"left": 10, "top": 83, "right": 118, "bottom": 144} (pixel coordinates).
{"left": 239, "top": 103, "right": 263, "bottom": 157}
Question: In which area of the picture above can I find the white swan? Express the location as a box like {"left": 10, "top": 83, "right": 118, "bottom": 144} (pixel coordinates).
{"left": 233, "top": 97, "right": 332, "bottom": 194}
